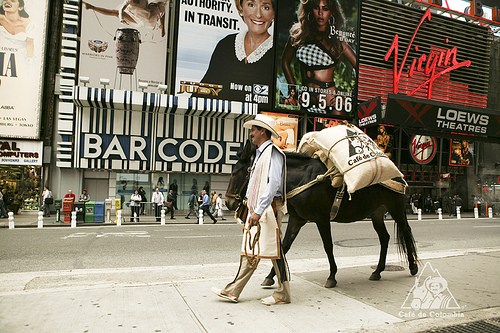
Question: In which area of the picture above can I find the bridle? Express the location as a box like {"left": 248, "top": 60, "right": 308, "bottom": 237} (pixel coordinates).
{"left": 225, "top": 156, "right": 254, "bottom": 205}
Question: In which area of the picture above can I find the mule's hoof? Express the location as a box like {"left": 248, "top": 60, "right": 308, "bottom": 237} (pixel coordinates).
{"left": 324, "top": 279, "right": 337, "bottom": 288}
{"left": 261, "top": 278, "right": 275, "bottom": 287}
{"left": 410, "top": 265, "right": 418, "bottom": 276}
{"left": 369, "top": 272, "right": 381, "bottom": 281}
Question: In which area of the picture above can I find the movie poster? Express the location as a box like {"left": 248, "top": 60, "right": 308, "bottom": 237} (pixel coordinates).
{"left": 175, "top": 1, "right": 275, "bottom": 111}
{"left": 0, "top": 0, "right": 49, "bottom": 139}
{"left": 274, "top": 0, "right": 359, "bottom": 118}
{"left": 449, "top": 139, "right": 474, "bottom": 167}
{"left": 367, "top": 124, "right": 395, "bottom": 160}
{"left": 261, "top": 112, "right": 299, "bottom": 151}
{"left": 79, "top": 0, "right": 169, "bottom": 91}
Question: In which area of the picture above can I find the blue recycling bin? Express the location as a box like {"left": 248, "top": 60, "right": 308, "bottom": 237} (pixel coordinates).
{"left": 94, "top": 201, "right": 105, "bottom": 223}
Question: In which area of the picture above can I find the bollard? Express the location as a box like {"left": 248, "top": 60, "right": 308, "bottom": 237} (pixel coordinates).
{"left": 56, "top": 209, "right": 61, "bottom": 223}
{"left": 474, "top": 207, "right": 479, "bottom": 219}
{"left": 437, "top": 208, "right": 442, "bottom": 220}
{"left": 488, "top": 207, "right": 493, "bottom": 219}
{"left": 198, "top": 208, "right": 204, "bottom": 225}
{"left": 134, "top": 211, "right": 138, "bottom": 223}
{"left": 160, "top": 208, "right": 165, "bottom": 225}
{"left": 8, "top": 212, "right": 14, "bottom": 229}
{"left": 117, "top": 209, "right": 122, "bottom": 226}
{"left": 71, "top": 211, "right": 77, "bottom": 228}
{"left": 38, "top": 211, "right": 44, "bottom": 228}
{"left": 456, "top": 206, "right": 461, "bottom": 219}
{"left": 417, "top": 208, "right": 422, "bottom": 221}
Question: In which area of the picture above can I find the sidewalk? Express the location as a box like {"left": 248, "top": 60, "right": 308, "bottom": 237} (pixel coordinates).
{"left": 0, "top": 210, "right": 492, "bottom": 228}
{"left": 0, "top": 209, "right": 233, "bottom": 228}
{"left": 0, "top": 247, "right": 499, "bottom": 332}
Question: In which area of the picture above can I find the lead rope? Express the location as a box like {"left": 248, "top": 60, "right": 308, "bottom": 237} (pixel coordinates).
{"left": 244, "top": 223, "right": 261, "bottom": 268}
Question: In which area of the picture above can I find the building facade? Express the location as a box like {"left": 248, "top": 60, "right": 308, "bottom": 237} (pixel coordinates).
{"left": 0, "top": 0, "right": 498, "bottom": 214}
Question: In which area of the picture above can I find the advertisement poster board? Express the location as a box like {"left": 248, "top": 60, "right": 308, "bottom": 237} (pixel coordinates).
{"left": 0, "top": 0, "right": 49, "bottom": 139}
{"left": 261, "top": 112, "right": 299, "bottom": 151}
{"left": 79, "top": 0, "right": 169, "bottom": 91}
{"left": 449, "top": 139, "right": 474, "bottom": 167}
{"left": 174, "top": 1, "right": 275, "bottom": 111}
{"left": 274, "top": 0, "right": 359, "bottom": 118}
{"left": 0, "top": 139, "right": 43, "bottom": 166}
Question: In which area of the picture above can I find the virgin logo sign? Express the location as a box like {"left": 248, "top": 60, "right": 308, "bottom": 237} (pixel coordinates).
{"left": 410, "top": 135, "right": 437, "bottom": 164}
{"left": 384, "top": 9, "right": 472, "bottom": 99}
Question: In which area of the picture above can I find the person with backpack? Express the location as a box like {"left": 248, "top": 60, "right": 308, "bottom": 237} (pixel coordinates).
{"left": 42, "top": 186, "right": 53, "bottom": 217}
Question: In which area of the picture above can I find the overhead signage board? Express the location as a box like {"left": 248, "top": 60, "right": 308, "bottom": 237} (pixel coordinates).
{"left": 274, "top": 0, "right": 360, "bottom": 118}
{"left": 386, "top": 95, "right": 498, "bottom": 141}
{"left": 0, "top": 0, "right": 49, "bottom": 139}
{"left": 79, "top": 0, "right": 169, "bottom": 91}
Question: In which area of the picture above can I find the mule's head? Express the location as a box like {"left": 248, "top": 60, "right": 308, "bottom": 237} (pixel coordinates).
{"left": 225, "top": 140, "right": 255, "bottom": 210}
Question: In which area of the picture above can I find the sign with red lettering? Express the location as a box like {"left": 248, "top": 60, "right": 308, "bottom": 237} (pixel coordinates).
{"left": 384, "top": 9, "right": 472, "bottom": 100}
{"left": 410, "top": 135, "right": 437, "bottom": 165}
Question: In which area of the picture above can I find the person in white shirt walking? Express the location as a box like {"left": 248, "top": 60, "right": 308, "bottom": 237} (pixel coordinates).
{"left": 151, "top": 187, "right": 164, "bottom": 222}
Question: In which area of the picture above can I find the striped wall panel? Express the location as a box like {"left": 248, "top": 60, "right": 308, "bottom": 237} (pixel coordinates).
{"left": 73, "top": 87, "right": 257, "bottom": 173}
{"left": 55, "top": 0, "right": 79, "bottom": 168}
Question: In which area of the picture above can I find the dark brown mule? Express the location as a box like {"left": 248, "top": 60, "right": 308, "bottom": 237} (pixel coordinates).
{"left": 225, "top": 140, "right": 418, "bottom": 288}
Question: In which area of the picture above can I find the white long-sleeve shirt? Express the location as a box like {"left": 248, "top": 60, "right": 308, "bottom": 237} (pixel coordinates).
{"left": 246, "top": 140, "right": 284, "bottom": 216}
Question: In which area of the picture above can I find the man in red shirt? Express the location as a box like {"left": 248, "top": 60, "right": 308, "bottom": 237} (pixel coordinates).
{"left": 64, "top": 189, "right": 76, "bottom": 202}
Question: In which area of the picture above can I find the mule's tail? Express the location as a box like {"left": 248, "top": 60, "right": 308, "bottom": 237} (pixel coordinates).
{"left": 395, "top": 219, "right": 418, "bottom": 265}
{"left": 393, "top": 198, "right": 419, "bottom": 271}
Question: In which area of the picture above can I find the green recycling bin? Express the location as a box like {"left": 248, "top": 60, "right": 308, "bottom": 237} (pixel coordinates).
{"left": 85, "top": 201, "right": 95, "bottom": 223}
{"left": 54, "top": 199, "right": 62, "bottom": 211}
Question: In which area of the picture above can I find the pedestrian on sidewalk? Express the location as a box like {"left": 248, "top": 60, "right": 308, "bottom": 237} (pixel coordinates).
{"left": 169, "top": 179, "right": 179, "bottom": 210}
{"left": 212, "top": 114, "right": 291, "bottom": 306}
{"left": 165, "top": 189, "right": 175, "bottom": 219}
{"left": 215, "top": 193, "right": 226, "bottom": 220}
{"left": 199, "top": 190, "right": 217, "bottom": 224}
{"left": 130, "top": 189, "right": 142, "bottom": 222}
{"left": 42, "top": 186, "right": 53, "bottom": 217}
{"left": 138, "top": 186, "right": 147, "bottom": 215}
{"left": 79, "top": 189, "right": 90, "bottom": 202}
{"left": 0, "top": 188, "right": 9, "bottom": 218}
{"left": 151, "top": 187, "right": 164, "bottom": 222}
{"left": 63, "top": 189, "right": 76, "bottom": 203}
{"left": 185, "top": 190, "right": 198, "bottom": 220}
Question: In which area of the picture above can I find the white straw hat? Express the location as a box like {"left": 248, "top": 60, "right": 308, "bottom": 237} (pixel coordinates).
{"left": 243, "top": 114, "right": 279, "bottom": 138}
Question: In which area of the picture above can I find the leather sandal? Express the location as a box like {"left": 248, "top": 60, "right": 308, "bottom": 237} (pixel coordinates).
{"left": 211, "top": 287, "right": 238, "bottom": 303}
{"left": 260, "top": 295, "right": 289, "bottom": 306}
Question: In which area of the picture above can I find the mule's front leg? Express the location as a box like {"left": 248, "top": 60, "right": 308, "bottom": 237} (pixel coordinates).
{"left": 316, "top": 220, "right": 337, "bottom": 288}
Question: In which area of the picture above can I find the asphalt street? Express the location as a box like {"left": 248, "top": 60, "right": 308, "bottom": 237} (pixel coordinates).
{"left": 0, "top": 215, "right": 499, "bottom": 332}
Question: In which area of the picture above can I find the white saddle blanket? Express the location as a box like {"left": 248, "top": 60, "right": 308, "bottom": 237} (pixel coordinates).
{"left": 298, "top": 125, "right": 403, "bottom": 194}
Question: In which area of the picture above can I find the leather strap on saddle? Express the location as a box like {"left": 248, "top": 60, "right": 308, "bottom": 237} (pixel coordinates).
{"left": 330, "top": 183, "right": 346, "bottom": 220}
